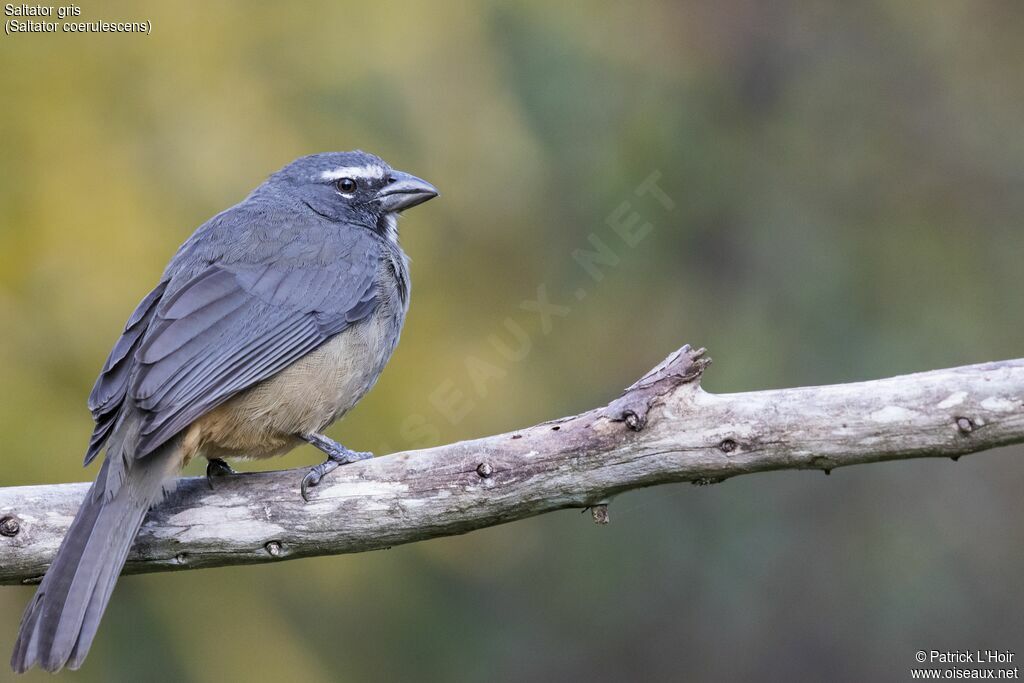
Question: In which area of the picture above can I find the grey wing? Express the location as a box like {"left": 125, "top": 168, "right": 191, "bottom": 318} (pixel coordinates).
{"left": 85, "top": 281, "right": 169, "bottom": 465}
{"left": 129, "top": 245, "right": 380, "bottom": 457}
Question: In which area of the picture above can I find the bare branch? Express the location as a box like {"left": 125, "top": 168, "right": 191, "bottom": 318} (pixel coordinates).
{"left": 2, "top": 346, "right": 1022, "bottom": 585}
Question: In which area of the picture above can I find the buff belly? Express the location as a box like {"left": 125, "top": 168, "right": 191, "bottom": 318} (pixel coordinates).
{"left": 182, "top": 314, "right": 396, "bottom": 463}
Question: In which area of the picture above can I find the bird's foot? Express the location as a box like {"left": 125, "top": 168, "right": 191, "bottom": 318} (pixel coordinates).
{"left": 300, "top": 433, "right": 373, "bottom": 502}
{"left": 206, "top": 458, "right": 236, "bottom": 490}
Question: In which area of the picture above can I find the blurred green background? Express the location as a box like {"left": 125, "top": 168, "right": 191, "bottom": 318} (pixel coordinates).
{"left": 2, "top": 1, "right": 1023, "bottom": 681}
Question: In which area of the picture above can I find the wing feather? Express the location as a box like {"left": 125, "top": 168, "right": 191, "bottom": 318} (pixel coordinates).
{"left": 129, "top": 236, "right": 379, "bottom": 457}
{"left": 84, "top": 223, "right": 382, "bottom": 462}
{"left": 84, "top": 281, "right": 169, "bottom": 465}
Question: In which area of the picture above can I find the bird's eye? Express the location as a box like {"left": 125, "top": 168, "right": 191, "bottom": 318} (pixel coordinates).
{"left": 336, "top": 178, "right": 357, "bottom": 194}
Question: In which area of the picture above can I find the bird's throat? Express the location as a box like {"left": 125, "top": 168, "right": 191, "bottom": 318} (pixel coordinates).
{"left": 377, "top": 212, "right": 399, "bottom": 245}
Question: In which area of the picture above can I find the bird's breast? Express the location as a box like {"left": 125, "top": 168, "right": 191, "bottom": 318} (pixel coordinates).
{"left": 189, "top": 302, "right": 404, "bottom": 461}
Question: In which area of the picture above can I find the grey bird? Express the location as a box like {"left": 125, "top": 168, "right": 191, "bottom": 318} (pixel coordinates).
{"left": 10, "top": 151, "right": 438, "bottom": 673}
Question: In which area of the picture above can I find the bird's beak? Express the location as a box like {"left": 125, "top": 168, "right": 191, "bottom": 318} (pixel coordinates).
{"left": 375, "top": 171, "right": 439, "bottom": 213}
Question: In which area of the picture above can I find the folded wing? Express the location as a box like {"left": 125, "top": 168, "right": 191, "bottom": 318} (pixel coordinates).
{"left": 86, "top": 229, "right": 381, "bottom": 460}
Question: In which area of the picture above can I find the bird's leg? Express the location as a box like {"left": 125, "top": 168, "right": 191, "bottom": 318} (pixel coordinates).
{"left": 206, "top": 457, "right": 236, "bottom": 490}
{"left": 300, "top": 433, "right": 373, "bottom": 501}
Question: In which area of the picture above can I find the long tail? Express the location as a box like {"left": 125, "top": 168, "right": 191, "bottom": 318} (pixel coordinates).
{"left": 10, "top": 438, "right": 180, "bottom": 673}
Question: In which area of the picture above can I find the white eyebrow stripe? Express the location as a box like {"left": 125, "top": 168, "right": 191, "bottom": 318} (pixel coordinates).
{"left": 319, "top": 165, "right": 385, "bottom": 181}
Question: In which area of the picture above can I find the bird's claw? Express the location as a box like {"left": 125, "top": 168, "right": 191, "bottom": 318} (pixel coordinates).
{"left": 206, "top": 458, "right": 236, "bottom": 490}
{"left": 300, "top": 460, "right": 339, "bottom": 502}
{"left": 299, "top": 433, "right": 373, "bottom": 502}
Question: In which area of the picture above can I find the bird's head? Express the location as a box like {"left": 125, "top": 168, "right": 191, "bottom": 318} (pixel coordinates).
{"left": 268, "top": 151, "right": 438, "bottom": 243}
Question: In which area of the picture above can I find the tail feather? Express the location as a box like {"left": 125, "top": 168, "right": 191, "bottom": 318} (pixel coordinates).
{"left": 11, "top": 443, "right": 179, "bottom": 673}
{"left": 67, "top": 482, "right": 163, "bottom": 670}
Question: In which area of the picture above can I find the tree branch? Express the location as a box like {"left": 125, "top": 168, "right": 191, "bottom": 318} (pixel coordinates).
{"left": 2, "top": 346, "right": 1022, "bottom": 586}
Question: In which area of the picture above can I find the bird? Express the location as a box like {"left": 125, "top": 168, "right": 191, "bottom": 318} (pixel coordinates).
{"left": 10, "top": 151, "right": 438, "bottom": 673}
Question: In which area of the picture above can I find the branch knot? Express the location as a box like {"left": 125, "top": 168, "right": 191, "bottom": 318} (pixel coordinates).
{"left": 602, "top": 345, "right": 710, "bottom": 431}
